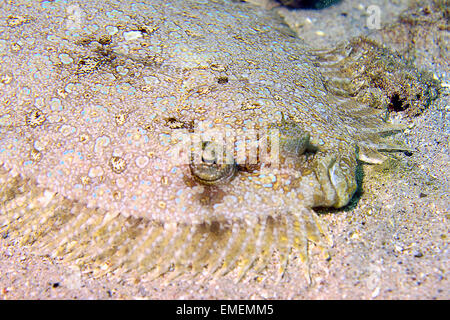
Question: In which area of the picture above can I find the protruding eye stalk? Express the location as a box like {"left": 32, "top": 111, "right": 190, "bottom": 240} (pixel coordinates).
{"left": 278, "top": 122, "right": 313, "bottom": 157}
{"left": 189, "top": 141, "right": 237, "bottom": 185}
{"left": 271, "top": 117, "right": 318, "bottom": 158}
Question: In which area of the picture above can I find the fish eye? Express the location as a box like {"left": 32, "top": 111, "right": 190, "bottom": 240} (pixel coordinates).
{"left": 189, "top": 141, "right": 237, "bottom": 185}
{"left": 271, "top": 119, "right": 315, "bottom": 157}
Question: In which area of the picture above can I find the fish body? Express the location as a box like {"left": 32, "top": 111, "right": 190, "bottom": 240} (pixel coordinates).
{"left": 0, "top": 0, "right": 438, "bottom": 279}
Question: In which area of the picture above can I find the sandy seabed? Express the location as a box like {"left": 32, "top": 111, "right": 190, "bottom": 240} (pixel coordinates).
{"left": 0, "top": 0, "right": 448, "bottom": 299}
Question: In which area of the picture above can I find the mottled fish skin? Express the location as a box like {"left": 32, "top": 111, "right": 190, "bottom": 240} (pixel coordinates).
{"left": 0, "top": 0, "right": 437, "bottom": 279}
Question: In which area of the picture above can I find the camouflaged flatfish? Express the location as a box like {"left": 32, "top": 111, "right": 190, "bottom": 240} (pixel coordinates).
{"left": 0, "top": 0, "right": 439, "bottom": 281}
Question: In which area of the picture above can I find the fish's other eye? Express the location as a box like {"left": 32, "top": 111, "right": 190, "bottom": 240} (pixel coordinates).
{"left": 271, "top": 120, "right": 316, "bottom": 157}
{"left": 189, "top": 141, "right": 237, "bottom": 185}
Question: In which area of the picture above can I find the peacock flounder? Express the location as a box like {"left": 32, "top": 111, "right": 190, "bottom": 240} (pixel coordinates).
{"left": 0, "top": 0, "right": 438, "bottom": 281}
